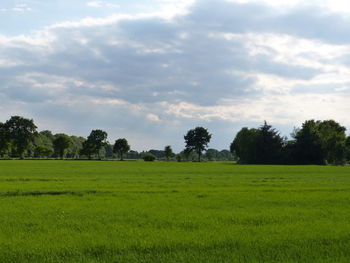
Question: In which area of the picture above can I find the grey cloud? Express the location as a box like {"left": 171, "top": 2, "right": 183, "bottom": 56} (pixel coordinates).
{"left": 2, "top": 0, "right": 350, "bottom": 150}
{"left": 2, "top": 1, "right": 331, "bottom": 107}
{"left": 188, "top": 0, "right": 350, "bottom": 44}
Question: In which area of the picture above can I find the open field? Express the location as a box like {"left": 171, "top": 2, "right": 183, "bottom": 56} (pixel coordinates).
{"left": 0, "top": 161, "right": 349, "bottom": 262}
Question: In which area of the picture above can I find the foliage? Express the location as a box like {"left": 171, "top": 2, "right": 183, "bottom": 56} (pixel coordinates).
{"left": 66, "top": 136, "right": 85, "bottom": 159}
{"left": 318, "top": 120, "right": 347, "bottom": 165}
{"left": 4, "top": 116, "right": 37, "bottom": 158}
{"left": 230, "top": 127, "right": 259, "bottom": 164}
{"left": 113, "top": 138, "right": 130, "bottom": 160}
{"left": 293, "top": 120, "right": 347, "bottom": 165}
{"left": 0, "top": 122, "right": 10, "bottom": 156}
{"left": 53, "top": 134, "right": 72, "bottom": 159}
{"left": 143, "top": 153, "right": 156, "bottom": 161}
{"left": 81, "top": 130, "right": 108, "bottom": 159}
{"left": 232, "top": 120, "right": 348, "bottom": 165}
{"left": 164, "top": 145, "right": 174, "bottom": 161}
{"left": 34, "top": 145, "right": 53, "bottom": 158}
{"left": 184, "top": 127, "right": 212, "bottom": 162}
{"left": 255, "top": 121, "right": 284, "bottom": 164}
{"left": 346, "top": 136, "right": 350, "bottom": 161}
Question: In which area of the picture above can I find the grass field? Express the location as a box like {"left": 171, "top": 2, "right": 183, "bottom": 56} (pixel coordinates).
{"left": 0, "top": 161, "right": 349, "bottom": 262}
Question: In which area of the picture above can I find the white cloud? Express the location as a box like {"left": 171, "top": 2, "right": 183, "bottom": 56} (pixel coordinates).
{"left": 87, "top": 1, "right": 119, "bottom": 8}
{"left": 0, "top": 4, "right": 32, "bottom": 12}
{"left": 146, "top": 113, "right": 161, "bottom": 122}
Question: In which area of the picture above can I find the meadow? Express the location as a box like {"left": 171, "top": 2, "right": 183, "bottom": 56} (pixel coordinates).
{"left": 0, "top": 161, "right": 349, "bottom": 262}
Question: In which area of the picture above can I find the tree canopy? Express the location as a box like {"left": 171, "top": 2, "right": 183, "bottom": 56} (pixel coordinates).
{"left": 113, "top": 138, "right": 130, "bottom": 160}
{"left": 4, "top": 116, "right": 37, "bottom": 158}
{"left": 232, "top": 120, "right": 349, "bottom": 165}
{"left": 0, "top": 115, "right": 350, "bottom": 164}
{"left": 81, "top": 130, "right": 108, "bottom": 159}
{"left": 164, "top": 145, "right": 174, "bottom": 161}
{"left": 184, "top": 127, "right": 212, "bottom": 162}
{"left": 53, "top": 134, "right": 72, "bottom": 159}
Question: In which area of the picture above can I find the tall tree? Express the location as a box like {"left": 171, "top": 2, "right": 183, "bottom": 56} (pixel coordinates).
{"left": 292, "top": 120, "right": 324, "bottom": 164}
{"left": 346, "top": 136, "right": 350, "bottom": 162}
{"left": 317, "top": 120, "right": 347, "bottom": 165}
{"left": 113, "top": 138, "right": 130, "bottom": 160}
{"left": 0, "top": 122, "right": 10, "bottom": 156}
{"left": 53, "top": 134, "right": 72, "bottom": 159}
{"left": 231, "top": 122, "right": 284, "bottom": 164}
{"left": 81, "top": 130, "right": 108, "bottom": 159}
{"left": 292, "top": 120, "right": 347, "bottom": 165}
{"left": 66, "top": 136, "right": 85, "bottom": 159}
{"left": 230, "top": 127, "right": 259, "bottom": 164}
{"left": 255, "top": 121, "right": 284, "bottom": 164}
{"left": 164, "top": 145, "right": 174, "bottom": 161}
{"left": 4, "top": 116, "right": 37, "bottom": 158}
{"left": 34, "top": 145, "right": 53, "bottom": 158}
{"left": 184, "top": 127, "right": 211, "bottom": 162}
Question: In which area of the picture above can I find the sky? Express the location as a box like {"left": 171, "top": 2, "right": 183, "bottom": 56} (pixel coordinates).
{"left": 2, "top": 0, "right": 350, "bottom": 152}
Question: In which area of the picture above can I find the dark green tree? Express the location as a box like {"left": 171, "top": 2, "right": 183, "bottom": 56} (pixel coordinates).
{"left": 292, "top": 120, "right": 347, "bottom": 165}
{"left": 346, "top": 136, "right": 350, "bottom": 162}
{"left": 164, "top": 145, "right": 174, "bottom": 161}
{"left": 34, "top": 145, "right": 53, "bottom": 158}
{"left": 255, "top": 121, "right": 284, "bottom": 164}
{"left": 143, "top": 153, "right": 156, "bottom": 162}
{"left": 4, "top": 116, "right": 37, "bottom": 158}
{"left": 184, "top": 127, "right": 211, "bottom": 162}
{"left": 317, "top": 120, "right": 347, "bottom": 165}
{"left": 113, "top": 138, "right": 130, "bottom": 160}
{"left": 0, "top": 122, "right": 10, "bottom": 157}
{"left": 53, "top": 134, "right": 72, "bottom": 159}
{"left": 230, "top": 127, "right": 259, "bottom": 164}
{"left": 81, "top": 130, "right": 108, "bottom": 159}
{"left": 231, "top": 122, "right": 284, "bottom": 164}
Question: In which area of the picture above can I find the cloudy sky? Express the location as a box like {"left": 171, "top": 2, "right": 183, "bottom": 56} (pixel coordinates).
{"left": 1, "top": 0, "right": 350, "bottom": 151}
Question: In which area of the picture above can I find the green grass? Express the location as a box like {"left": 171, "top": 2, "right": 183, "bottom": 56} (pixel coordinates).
{"left": 0, "top": 161, "right": 349, "bottom": 262}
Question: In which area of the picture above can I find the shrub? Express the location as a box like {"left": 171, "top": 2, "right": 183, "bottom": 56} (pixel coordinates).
{"left": 143, "top": 153, "right": 156, "bottom": 162}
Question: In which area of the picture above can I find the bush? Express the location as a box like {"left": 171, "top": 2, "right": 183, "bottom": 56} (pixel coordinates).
{"left": 143, "top": 153, "right": 156, "bottom": 162}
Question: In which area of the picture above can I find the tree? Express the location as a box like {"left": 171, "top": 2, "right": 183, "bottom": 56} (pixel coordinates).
{"left": 0, "top": 122, "right": 10, "bottom": 157}
{"left": 205, "top": 148, "right": 219, "bottom": 161}
{"left": 113, "top": 138, "right": 130, "bottom": 160}
{"left": 292, "top": 120, "right": 324, "bottom": 164}
{"left": 81, "top": 130, "right": 108, "bottom": 159}
{"left": 184, "top": 127, "right": 211, "bottom": 162}
{"left": 164, "top": 145, "right": 174, "bottom": 161}
{"left": 53, "top": 134, "right": 72, "bottom": 159}
{"left": 143, "top": 153, "right": 156, "bottom": 161}
{"left": 346, "top": 136, "right": 350, "bottom": 162}
{"left": 32, "top": 131, "right": 54, "bottom": 157}
{"left": 292, "top": 120, "right": 347, "bottom": 165}
{"left": 34, "top": 145, "right": 53, "bottom": 158}
{"left": 4, "top": 116, "right": 37, "bottom": 158}
{"left": 66, "top": 136, "right": 85, "bottom": 159}
{"left": 255, "top": 121, "right": 284, "bottom": 164}
{"left": 317, "top": 120, "right": 347, "bottom": 165}
{"left": 231, "top": 122, "right": 284, "bottom": 164}
{"left": 230, "top": 127, "right": 259, "bottom": 164}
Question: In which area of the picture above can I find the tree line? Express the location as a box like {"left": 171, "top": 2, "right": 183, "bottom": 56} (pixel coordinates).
{"left": 0, "top": 116, "right": 233, "bottom": 161}
{"left": 231, "top": 120, "right": 350, "bottom": 165}
{"left": 1, "top": 116, "right": 349, "bottom": 164}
